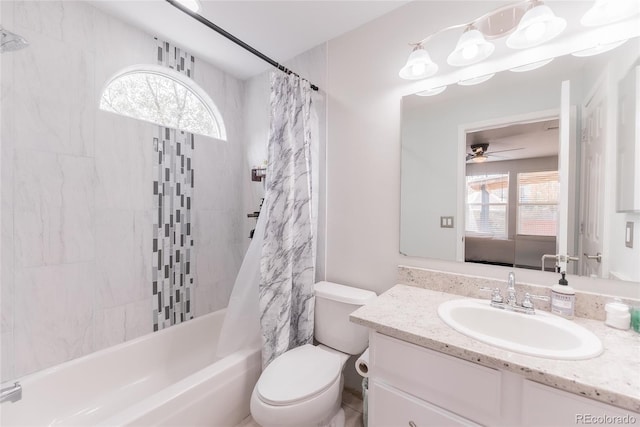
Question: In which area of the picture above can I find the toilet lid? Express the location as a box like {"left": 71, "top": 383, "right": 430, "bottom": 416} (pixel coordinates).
{"left": 257, "top": 344, "right": 341, "bottom": 406}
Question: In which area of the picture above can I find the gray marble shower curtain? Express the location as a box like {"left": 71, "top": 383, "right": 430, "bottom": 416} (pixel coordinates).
{"left": 259, "top": 72, "right": 317, "bottom": 368}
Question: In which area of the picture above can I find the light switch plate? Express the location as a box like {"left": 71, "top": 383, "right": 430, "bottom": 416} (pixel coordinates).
{"left": 626, "top": 222, "right": 634, "bottom": 248}
{"left": 440, "top": 216, "right": 454, "bottom": 228}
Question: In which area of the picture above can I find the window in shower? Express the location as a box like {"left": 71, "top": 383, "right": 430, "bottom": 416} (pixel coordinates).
{"left": 99, "top": 64, "right": 226, "bottom": 140}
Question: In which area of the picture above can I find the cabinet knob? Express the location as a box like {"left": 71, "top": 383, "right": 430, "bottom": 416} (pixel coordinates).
{"left": 409, "top": 422, "right": 417, "bottom": 427}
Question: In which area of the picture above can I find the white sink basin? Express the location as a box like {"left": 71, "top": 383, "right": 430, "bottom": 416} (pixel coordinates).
{"left": 437, "top": 299, "right": 603, "bottom": 360}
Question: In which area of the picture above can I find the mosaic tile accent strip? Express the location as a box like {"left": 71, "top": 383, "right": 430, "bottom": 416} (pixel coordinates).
{"left": 152, "top": 39, "right": 196, "bottom": 331}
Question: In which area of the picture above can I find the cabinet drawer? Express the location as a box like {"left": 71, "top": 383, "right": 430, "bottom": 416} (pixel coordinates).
{"left": 370, "top": 380, "right": 479, "bottom": 427}
{"left": 371, "top": 332, "right": 501, "bottom": 425}
{"left": 521, "top": 380, "right": 639, "bottom": 426}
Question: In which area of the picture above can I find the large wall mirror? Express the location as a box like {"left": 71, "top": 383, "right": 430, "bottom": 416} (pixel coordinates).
{"left": 400, "top": 38, "right": 640, "bottom": 285}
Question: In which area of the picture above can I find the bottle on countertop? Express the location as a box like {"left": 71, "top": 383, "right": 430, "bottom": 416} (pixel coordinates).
{"left": 551, "top": 272, "right": 575, "bottom": 319}
{"left": 604, "top": 299, "right": 631, "bottom": 330}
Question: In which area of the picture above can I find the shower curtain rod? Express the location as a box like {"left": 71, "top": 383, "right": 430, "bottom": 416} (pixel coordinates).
{"left": 165, "top": 0, "right": 320, "bottom": 92}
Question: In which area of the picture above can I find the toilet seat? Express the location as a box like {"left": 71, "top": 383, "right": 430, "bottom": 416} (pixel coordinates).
{"left": 256, "top": 344, "right": 341, "bottom": 406}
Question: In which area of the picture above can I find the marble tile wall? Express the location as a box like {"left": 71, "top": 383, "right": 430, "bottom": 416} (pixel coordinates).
{"left": 0, "top": 0, "right": 245, "bottom": 381}
{"left": 191, "top": 55, "right": 245, "bottom": 319}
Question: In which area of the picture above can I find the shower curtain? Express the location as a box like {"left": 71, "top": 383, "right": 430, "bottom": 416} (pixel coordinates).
{"left": 216, "top": 71, "right": 318, "bottom": 366}
{"left": 259, "top": 72, "right": 318, "bottom": 368}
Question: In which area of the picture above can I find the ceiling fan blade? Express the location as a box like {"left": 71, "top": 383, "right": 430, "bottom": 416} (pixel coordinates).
{"left": 486, "top": 147, "right": 525, "bottom": 154}
{"left": 466, "top": 153, "right": 474, "bottom": 161}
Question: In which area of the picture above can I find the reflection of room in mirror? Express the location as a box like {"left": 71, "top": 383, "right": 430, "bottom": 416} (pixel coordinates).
{"left": 464, "top": 119, "right": 560, "bottom": 272}
{"left": 400, "top": 38, "right": 640, "bottom": 283}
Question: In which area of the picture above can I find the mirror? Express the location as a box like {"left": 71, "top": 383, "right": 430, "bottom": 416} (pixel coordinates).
{"left": 400, "top": 38, "right": 640, "bottom": 283}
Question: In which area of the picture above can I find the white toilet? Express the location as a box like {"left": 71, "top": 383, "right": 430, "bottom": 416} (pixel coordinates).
{"left": 250, "top": 281, "right": 377, "bottom": 427}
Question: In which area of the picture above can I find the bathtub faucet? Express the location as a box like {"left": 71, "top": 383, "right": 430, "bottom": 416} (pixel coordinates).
{"left": 0, "top": 381, "right": 22, "bottom": 403}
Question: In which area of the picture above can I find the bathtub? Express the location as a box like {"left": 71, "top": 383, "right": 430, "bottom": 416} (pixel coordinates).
{"left": 0, "top": 309, "right": 261, "bottom": 426}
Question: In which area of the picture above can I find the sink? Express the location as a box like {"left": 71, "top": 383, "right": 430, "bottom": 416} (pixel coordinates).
{"left": 437, "top": 299, "right": 603, "bottom": 360}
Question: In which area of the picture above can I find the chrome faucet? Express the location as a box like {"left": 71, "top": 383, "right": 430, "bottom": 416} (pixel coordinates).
{"left": 506, "top": 272, "right": 518, "bottom": 307}
{"left": 480, "top": 271, "right": 549, "bottom": 315}
{"left": 0, "top": 381, "right": 22, "bottom": 403}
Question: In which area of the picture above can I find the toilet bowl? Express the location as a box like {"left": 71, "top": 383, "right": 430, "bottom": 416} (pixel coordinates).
{"left": 250, "top": 282, "right": 376, "bottom": 427}
{"left": 250, "top": 345, "right": 348, "bottom": 427}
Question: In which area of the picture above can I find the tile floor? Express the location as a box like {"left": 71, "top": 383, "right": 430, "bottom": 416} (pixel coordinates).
{"left": 236, "top": 388, "right": 364, "bottom": 427}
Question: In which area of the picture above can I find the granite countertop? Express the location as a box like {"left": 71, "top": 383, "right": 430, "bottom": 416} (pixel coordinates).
{"left": 350, "top": 284, "right": 640, "bottom": 413}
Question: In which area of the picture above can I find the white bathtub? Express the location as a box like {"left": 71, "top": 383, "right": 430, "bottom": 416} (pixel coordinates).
{"left": 0, "top": 309, "right": 261, "bottom": 426}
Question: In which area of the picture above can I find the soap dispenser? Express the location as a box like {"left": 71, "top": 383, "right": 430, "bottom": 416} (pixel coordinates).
{"left": 551, "top": 272, "right": 575, "bottom": 319}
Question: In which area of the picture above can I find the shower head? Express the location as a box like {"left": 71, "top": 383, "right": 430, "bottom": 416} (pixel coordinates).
{"left": 0, "top": 27, "right": 29, "bottom": 53}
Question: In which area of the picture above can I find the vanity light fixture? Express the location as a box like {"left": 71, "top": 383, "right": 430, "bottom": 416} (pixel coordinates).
{"left": 571, "top": 39, "right": 629, "bottom": 57}
{"left": 581, "top": 0, "right": 640, "bottom": 27}
{"left": 399, "top": 45, "right": 438, "bottom": 80}
{"left": 401, "top": 0, "right": 634, "bottom": 97}
{"left": 458, "top": 73, "right": 495, "bottom": 86}
{"left": 506, "top": 2, "right": 567, "bottom": 49}
{"left": 447, "top": 27, "right": 495, "bottom": 66}
{"left": 509, "top": 58, "right": 554, "bottom": 72}
{"left": 175, "top": 0, "right": 201, "bottom": 13}
{"left": 399, "top": 0, "right": 566, "bottom": 82}
{"left": 416, "top": 86, "right": 447, "bottom": 97}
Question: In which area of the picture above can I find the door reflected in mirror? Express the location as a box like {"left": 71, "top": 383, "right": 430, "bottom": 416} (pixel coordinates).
{"left": 400, "top": 38, "right": 640, "bottom": 283}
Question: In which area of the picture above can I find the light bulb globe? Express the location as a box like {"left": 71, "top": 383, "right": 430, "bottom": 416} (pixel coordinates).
{"left": 447, "top": 29, "right": 494, "bottom": 66}
{"left": 506, "top": 4, "right": 566, "bottom": 49}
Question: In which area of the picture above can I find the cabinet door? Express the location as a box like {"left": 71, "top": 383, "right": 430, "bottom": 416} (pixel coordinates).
{"left": 372, "top": 333, "right": 501, "bottom": 424}
{"left": 521, "top": 380, "right": 639, "bottom": 426}
{"left": 369, "top": 380, "right": 480, "bottom": 427}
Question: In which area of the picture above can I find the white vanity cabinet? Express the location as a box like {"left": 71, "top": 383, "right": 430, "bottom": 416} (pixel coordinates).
{"left": 367, "top": 332, "right": 638, "bottom": 427}
{"left": 520, "top": 380, "right": 633, "bottom": 426}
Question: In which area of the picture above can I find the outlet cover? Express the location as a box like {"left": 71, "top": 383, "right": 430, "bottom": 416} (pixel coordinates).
{"left": 626, "top": 222, "right": 634, "bottom": 248}
{"left": 440, "top": 216, "right": 454, "bottom": 228}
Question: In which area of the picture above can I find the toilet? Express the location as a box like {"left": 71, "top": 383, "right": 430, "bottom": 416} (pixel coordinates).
{"left": 250, "top": 281, "right": 377, "bottom": 427}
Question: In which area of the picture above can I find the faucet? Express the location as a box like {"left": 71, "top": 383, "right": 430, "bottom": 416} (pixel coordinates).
{"left": 0, "top": 381, "right": 22, "bottom": 403}
{"left": 480, "top": 271, "right": 549, "bottom": 315}
{"left": 506, "top": 272, "right": 518, "bottom": 307}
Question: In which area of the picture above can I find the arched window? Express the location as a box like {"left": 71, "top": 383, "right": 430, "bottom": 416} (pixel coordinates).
{"left": 99, "top": 64, "right": 226, "bottom": 140}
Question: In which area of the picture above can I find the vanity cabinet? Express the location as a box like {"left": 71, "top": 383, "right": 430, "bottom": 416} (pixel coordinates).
{"left": 368, "top": 332, "right": 638, "bottom": 427}
{"left": 520, "top": 380, "right": 632, "bottom": 426}
{"left": 370, "top": 381, "right": 479, "bottom": 427}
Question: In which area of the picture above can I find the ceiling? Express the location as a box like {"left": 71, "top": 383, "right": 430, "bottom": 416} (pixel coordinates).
{"left": 91, "top": 0, "right": 408, "bottom": 80}
{"left": 466, "top": 119, "right": 559, "bottom": 162}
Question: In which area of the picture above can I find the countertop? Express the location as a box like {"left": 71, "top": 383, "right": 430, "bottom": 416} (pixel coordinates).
{"left": 350, "top": 284, "right": 640, "bottom": 413}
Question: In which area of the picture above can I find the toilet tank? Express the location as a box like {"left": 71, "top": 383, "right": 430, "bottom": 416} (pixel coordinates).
{"left": 314, "top": 281, "right": 377, "bottom": 355}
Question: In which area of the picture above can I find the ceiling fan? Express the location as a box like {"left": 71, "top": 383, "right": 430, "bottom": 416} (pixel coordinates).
{"left": 466, "top": 143, "right": 524, "bottom": 162}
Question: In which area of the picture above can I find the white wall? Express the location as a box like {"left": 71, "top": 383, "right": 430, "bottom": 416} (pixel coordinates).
{"left": 0, "top": 0, "right": 245, "bottom": 380}
{"left": 325, "top": 1, "right": 640, "bottom": 298}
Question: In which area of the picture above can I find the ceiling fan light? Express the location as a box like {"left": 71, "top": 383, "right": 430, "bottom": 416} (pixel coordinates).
{"left": 581, "top": 0, "right": 640, "bottom": 26}
{"left": 447, "top": 29, "right": 495, "bottom": 66}
{"left": 458, "top": 73, "right": 495, "bottom": 86}
{"left": 416, "top": 86, "right": 447, "bottom": 97}
{"left": 472, "top": 155, "right": 488, "bottom": 163}
{"left": 399, "top": 46, "right": 439, "bottom": 80}
{"left": 506, "top": 4, "right": 567, "bottom": 49}
{"left": 571, "top": 39, "right": 628, "bottom": 57}
{"left": 509, "top": 58, "right": 554, "bottom": 72}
